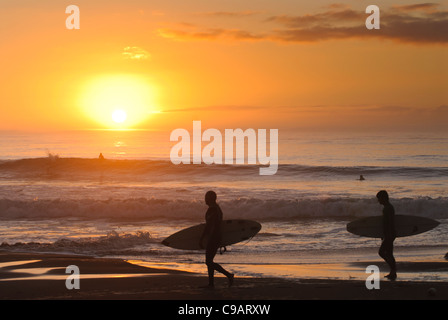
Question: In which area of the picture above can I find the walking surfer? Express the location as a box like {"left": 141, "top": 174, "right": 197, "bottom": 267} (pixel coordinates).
{"left": 199, "top": 190, "right": 234, "bottom": 288}
{"left": 377, "top": 190, "right": 397, "bottom": 280}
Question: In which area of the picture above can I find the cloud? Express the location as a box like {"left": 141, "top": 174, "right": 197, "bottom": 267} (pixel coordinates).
{"left": 392, "top": 3, "right": 440, "bottom": 13}
{"left": 161, "top": 104, "right": 414, "bottom": 114}
{"left": 377, "top": 13, "right": 448, "bottom": 44}
{"left": 157, "top": 4, "right": 448, "bottom": 45}
{"left": 267, "top": 5, "right": 448, "bottom": 44}
{"left": 160, "top": 105, "right": 267, "bottom": 113}
{"left": 266, "top": 9, "right": 363, "bottom": 27}
{"left": 436, "top": 104, "right": 448, "bottom": 113}
{"left": 122, "top": 46, "right": 151, "bottom": 60}
{"left": 322, "top": 3, "right": 351, "bottom": 10}
{"left": 195, "top": 11, "right": 261, "bottom": 17}
{"left": 158, "top": 28, "right": 265, "bottom": 42}
{"left": 158, "top": 104, "right": 448, "bottom": 131}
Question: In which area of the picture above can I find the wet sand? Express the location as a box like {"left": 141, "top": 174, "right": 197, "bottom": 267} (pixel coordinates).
{"left": 1, "top": 251, "right": 447, "bottom": 300}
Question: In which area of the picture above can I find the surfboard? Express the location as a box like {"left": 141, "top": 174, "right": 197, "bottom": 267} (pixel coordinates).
{"left": 346, "top": 215, "right": 440, "bottom": 238}
{"left": 162, "top": 219, "right": 262, "bottom": 250}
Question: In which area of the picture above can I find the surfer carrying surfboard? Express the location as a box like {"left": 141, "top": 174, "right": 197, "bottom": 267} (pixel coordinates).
{"left": 199, "top": 191, "right": 234, "bottom": 288}
{"left": 376, "top": 190, "right": 397, "bottom": 280}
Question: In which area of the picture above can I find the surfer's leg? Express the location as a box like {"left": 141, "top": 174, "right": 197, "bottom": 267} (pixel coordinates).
{"left": 206, "top": 244, "right": 234, "bottom": 287}
{"left": 205, "top": 245, "right": 218, "bottom": 287}
{"left": 380, "top": 239, "right": 397, "bottom": 280}
{"left": 213, "top": 262, "right": 231, "bottom": 277}
{"left": 378, "top": 240, "right": 387, "bottom": 260}
{"left": 210, "top": 262, "right": 234, "bottom": 287}
{"left": 386, "top": 240, "right": 397, "bottom": 279}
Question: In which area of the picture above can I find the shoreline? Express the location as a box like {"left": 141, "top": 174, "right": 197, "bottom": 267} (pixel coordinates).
{"left": 1, "top": 251, "right": 447, "bottom": 300}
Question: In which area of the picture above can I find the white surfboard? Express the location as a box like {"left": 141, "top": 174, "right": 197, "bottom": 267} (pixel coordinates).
{"left": 162, "top": 219, "right": 262, "bottom": 250}
{"left": 346, "top": 215, "right": 439, "bottom": 238}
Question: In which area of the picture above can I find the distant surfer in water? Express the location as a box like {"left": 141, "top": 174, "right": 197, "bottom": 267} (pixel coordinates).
{"left": 199, "top": 190, "right": 234, "bottom": 288}
{"left": 376, "top": 190, "right": 397, "bottom": 280}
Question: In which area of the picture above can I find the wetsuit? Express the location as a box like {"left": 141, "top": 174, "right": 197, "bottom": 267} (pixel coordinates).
{"left": 379, "top": 202, "right": 396, "bottom": 275}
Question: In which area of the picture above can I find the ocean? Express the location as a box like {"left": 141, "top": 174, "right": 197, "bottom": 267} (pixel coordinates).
{"left": 0, "top": 129, "right": 447, "bottom": 281}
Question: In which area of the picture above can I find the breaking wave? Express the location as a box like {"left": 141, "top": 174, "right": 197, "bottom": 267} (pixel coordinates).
{"left": 1, "top": 157, "right": 447, "bottom": 181}
{"left": 0, "top": 196, "right": 447, "bottom": 221}
{"left": 0, "top": 230, "right": 155, "bottom": 256}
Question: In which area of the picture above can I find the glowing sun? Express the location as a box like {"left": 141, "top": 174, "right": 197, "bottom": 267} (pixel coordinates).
{"left": 80, "top": 74, "right": 156, "bottom": 128}
{"left": 112, "top": 109, "right": 127, "bottom": 123}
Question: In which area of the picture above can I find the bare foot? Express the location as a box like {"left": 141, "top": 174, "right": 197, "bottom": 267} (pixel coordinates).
{"left": 385, "top": 272, "right": 397, "bottom": 281}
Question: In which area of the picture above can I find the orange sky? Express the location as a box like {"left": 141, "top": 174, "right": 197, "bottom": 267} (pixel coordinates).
{"left": 0, "top": 0, "right": 447, "bottom": 132}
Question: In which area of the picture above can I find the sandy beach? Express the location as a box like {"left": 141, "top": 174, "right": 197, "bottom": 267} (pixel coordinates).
{"left": 1, "top": 251, "right": 447, "bottom": 301}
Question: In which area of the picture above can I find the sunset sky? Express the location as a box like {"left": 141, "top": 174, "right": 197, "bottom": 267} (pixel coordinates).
{"left": 1, "top": 0, "right": 447, "bottom": 132}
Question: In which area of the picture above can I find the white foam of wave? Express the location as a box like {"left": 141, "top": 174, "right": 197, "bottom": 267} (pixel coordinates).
{"left": 0, "top": 230, "right": 155, "bottom": 256}
{"left": 0, "top": 197, "right": 447, "bottom": 220}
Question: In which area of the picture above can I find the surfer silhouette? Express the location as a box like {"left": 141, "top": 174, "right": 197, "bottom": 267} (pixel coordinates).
{"left": 199, "top": 190, "right": 234, "bottom": 288}
{"left": 377, "top": 190, "right": 397, "bottom": 280}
